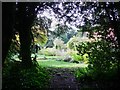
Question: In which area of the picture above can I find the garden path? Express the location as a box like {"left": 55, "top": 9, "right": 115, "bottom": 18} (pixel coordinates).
{"left": 49, "top": 68, "right": 79, "bottom": 89}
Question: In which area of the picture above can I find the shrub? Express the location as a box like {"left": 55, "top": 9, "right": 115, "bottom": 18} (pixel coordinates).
{"left": 67, "top": 36, "right": 81, "bottom": 50}
{"left": 38, "top": 48, "right": 56, "bottom": 56}
{"left": 3, "top": 63, "right": 50, "bottom": 89}
{"left": 66, "top": 49, "right": 77, "bottom": 56}
{"left": 53, "top": 38, "right": 66, "bottom": 50}
{"left": 66, "top": 49, "right": 88, "bottom": 63}
{"left": 88, "top": 40, "right": 118, "bottom": 74}
{"left": 83, "top": 53, "right": 89, "bottom": 63}
{"left": 75, "top": 68, "right": 92, "bottom": 82}
{"left": 55, "top": 49, "right": 67, "bottom": 56}
{"left": 63, "top": 55, "right": 72, "bottom": 62}
{"left": 71, "top": 53, "right": 83, "bottom": 62}
{"left": 67, "top": 36, "right": 90, "bottom": 50}
{"left": 76, "top": 40, "right": 118, "bottom": 74}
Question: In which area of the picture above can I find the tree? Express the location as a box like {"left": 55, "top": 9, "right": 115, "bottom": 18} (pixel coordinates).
{"left": 2, "top": 2, "right": 54, "bottom": 67}
{"left": 2, "top": 3, "right": 16, "bottom": 66}
{"left": 85, "top": 2, "right": 120, "bottom": 74}
{"left": 3, "top": 2, "right": 39, "bottom": 67}
{"left": 53, "top": 38, "right": 65, "bottom": 50}
{"left": 15, "top": 2, "right": 38, "bottom": 67}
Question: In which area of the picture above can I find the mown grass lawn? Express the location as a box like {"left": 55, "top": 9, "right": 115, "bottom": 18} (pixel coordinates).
{"left": 37, "top": 55, "right": 61, "bottom": 59}
{"left": 37, "top": 59, "right": 88, "bottom": 68}
{"left": 14, "top": 54, "right": 88, "bottom": 68}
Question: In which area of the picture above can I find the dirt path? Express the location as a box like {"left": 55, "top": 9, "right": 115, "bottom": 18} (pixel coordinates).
{"left": 48, "top": 68, "right": 120, "bottom": 89}
{"left": 49, "top": 68, "right": 79, "bottom": 89}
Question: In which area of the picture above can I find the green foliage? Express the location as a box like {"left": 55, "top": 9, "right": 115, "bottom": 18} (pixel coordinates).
{"left": 75, "top": 67, "right": 119, "bottom": 85}
{"left": 66, "top": 48, "right": 89, "bottom": 63}
{"left": 71, "top": 53, "right": 83, "bottom": 62}
{"left": 3, "top": 62, "right": 50, "bottom": 89}
{"left": 77, "top": 40, "right": 118, "bottom": 74}
{"left": 36, "top": 34, "right": 48, "bottom": 46}
{"left": 82, "top": 53, "right": 89, "bottom": 63}
{"left": 53, "top": 38, "right": 66, "bottom": 50}
{"left": 75, "top": 68, "right": 92, "bottom": 82}
{"left": 5, "top": 35, "right": 20, "bottom": 64}
{"left": 68, "top": 41, "right": 88, "bottom": 63}
{"left": 5, "top": 50, "right": 15, "bottom": 64}
{"left": 67, "top": 36, "right": 90, "bottom": 50}
{"left": 76, "top": 42, "right": 90, "bottom": 55}
{"left": 31, "top": 25, "right": 48, "bottom": 47}
{"left": 38, "top": 48, "right": 56, "bottom": 56}
{"left": 71, "top": 53, "right": 89, "bottom": 63}
{"left": 75, "top": 39, "right": 119, "bottom": 87}
{"left": 67, "top": 36, "right": 81, "bottom": 50}
{"left": 39, "top": 47, "right": 67, "bottom": 57}
{"left": 87, "top": 40, "right": 118, "bottom": 74}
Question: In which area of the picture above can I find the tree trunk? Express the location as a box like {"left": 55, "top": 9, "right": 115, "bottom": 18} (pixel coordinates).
{"left": 2, "top": 3, "right": 15, "bottom": 66}
{"left": 17, "top": 3, "right": 35, "bottom": 67}
{"left": 19, "top": 27, "right": 33, "bottom": 67}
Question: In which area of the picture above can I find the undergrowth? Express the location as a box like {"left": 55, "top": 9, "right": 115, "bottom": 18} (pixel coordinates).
{"left": 2, "top": 61, "right": 50, "bottom": 89}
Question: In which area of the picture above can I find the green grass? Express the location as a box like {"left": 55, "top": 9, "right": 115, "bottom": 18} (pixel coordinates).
{"left": 38, "top": 59, "right": 88, "bottom": 68}
{"left": 14, "top": 54, "right": 87, "bottom": 68}
{"left": 37, "top": 55, "right": 61, "bottom": 59}
{"left": 32, "top": 54, "right": 61, "bottom": 59}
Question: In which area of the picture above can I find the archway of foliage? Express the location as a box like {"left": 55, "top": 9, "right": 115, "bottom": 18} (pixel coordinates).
{"left": 3, "top": 2, "right": 120, "bottom": 73}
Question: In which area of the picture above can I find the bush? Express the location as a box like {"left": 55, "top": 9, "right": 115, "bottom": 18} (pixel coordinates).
{"left": 83, "top": 53, "right": 89, "bottom": 63}
{"left": 76, "top": 66, "right": 119, "bottom": 82}
{"left": 71, "top": 53, "right": 83, "bottom": 62}
{"left": 66, "top": 49, "right": 88, "bottom": 63}
{"left": 76, "top": 40, "right": 118, "bottom": 74}
{"left": 75, "top": 68, "right": 93, "bottom": 82}
{"left": 67, "top": 36, "right": 90, "bottom": 50}
{"left": 39, "top": 48, "right": 68, "bottom": 57}
{"left": 5, "top": 35, "right": 20, "bottom": 64}
{"left": 87, "top": 40, "right": 118, "bottom": 74}
{"left": 53, "top": 38, "right": 66, "bottom": 50}
{"left": 38, "top": 48, "right": 56, "bottom": 56}
{"left": 3, "top": 62, "right": 50, "bottom": 89}
{"left": 67, "top": 36, "right": 81, "bottom": 50}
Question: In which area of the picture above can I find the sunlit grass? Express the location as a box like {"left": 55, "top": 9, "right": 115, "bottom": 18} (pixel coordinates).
{"left": 13, "top": 54, "right": 88, "bottom": 68}
{"left": 37, "top": 55, "right": 61, "bottom": 59}
{"left": 38, "top": 60, "right": 88, "bottom": 68}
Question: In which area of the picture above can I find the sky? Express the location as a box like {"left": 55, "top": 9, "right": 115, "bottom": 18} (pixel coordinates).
{"left": 36, "top": 3, "right": 85, "bottom": 32}
{"left": 37, "top": 9, "right": 80, "bottom": 32}
{"left": 36, "top": 2, "right": 97, "bottom": 38}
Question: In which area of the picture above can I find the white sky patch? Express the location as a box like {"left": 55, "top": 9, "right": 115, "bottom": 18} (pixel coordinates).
{"left": 74, "top": 13, "right": 78, "bottom": 17}
{"left": 37, "top": 9, "right": 59, "bottom": 29}
{"left": 80, "top": 22, "right": 85, "bottom": 26}
{"left": 67, "top": 13, "right": 72, "bottom": 16}
{"left": 49, "top": 27, "right": 56, "bottom": 31}
{"left": 37, "top": 14, "right": 40, "bottom": 18}
{"left": 88, "top": 14, "right": 93, "bottom": 20}
{"left": 66, "top": 22, "right": 79, "bottom": 32}
{"left": 51, "top": 18, "right": 58, "bottom": 27}
{"left": 71, "top": 26, "right": 79, "bottom": 32}
{"left": 59, "top": 3, "right": 63, "bottom": 10}
{"left": 36, "top": 4, "right": 89, "bottom": 32}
